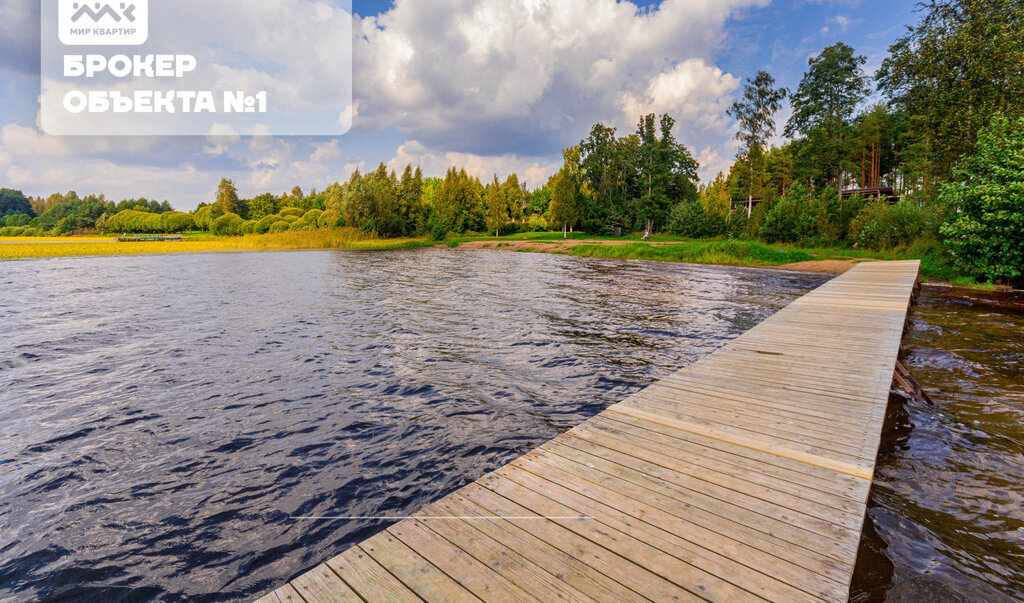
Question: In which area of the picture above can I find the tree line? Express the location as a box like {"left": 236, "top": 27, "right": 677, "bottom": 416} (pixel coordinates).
{"left": 2, "top": 0, "right": 1020, "bottom": 284}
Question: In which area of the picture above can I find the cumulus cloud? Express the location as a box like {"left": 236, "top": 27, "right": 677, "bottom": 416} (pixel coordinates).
{"left": 354, "top": 0, "right": 763, "bottom": 156}
{"left": 387, "top": 140, "right": 560, "bottom": 187}
{"left": 1, "top": 0, "right": 770, "bottom": 204}
{"left": 619, "top": 59, "right": 741, "bottom": 145}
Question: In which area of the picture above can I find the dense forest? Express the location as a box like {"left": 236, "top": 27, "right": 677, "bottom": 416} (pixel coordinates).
{"left": 2, "top": 0, "right": 1020, "bottom": 284}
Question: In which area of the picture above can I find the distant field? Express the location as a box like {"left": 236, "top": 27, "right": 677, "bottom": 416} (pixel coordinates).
{"left": 0, "top": 229, "right": 432, "bottom": 260}
{"left": 1, "top": 228, "right": 972, "bottom": 287}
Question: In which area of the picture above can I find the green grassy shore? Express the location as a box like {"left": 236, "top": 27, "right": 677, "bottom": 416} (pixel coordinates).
{"left": 1, "top": 228, "right": 977, "bottom": 286}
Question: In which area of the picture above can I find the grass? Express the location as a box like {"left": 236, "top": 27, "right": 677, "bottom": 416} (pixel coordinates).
{"left": 445, "top": 231, "right": 977, "bottom": 285}
{"left": 3, "top": 226, "right": 984, "bottom": 288}
{"left": 0, "top": 228, "right": 433, "bottom": 260}
{"left": 563, "top": 240, "right": 816, "bottom": 266}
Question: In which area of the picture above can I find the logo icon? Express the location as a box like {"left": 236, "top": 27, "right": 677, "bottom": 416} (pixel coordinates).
{"left": 58, "top": 0, "right": 149, "bottom": 46}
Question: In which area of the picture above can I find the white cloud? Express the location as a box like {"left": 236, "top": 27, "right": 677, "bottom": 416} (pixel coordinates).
{"left": 354, "top": 0, "right": 764, "bottom": 156}
{"left": 387, "top": 140, "right": 560, "bottom": 188}
{"left": 619, "top": 59, "right": 741, "bottom": 149}
{"left": 696, "top": 145, "right": 737, "bottom": 182}
{"left": 1, "top": 0, "right": 772, "bottom": 204}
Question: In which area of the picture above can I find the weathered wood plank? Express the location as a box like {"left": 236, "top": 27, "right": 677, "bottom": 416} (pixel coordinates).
{"left": 327, "top": 546, "right": 421, "bottom": 602}
{"left": 290, "top": 564, "right": 361, "bottom": 602}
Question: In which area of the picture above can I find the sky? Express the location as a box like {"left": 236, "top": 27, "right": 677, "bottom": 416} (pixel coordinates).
{"left": 0, "top": 0, "right": 920, "bottom": 210}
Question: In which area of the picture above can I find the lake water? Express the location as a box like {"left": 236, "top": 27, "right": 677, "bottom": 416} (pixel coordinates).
{"left": 1, "top": 248, "right": 1021, "bottom": 600}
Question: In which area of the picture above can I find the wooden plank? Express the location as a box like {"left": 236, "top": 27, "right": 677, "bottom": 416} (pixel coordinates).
{"left": 551, "top": 432, "right": 864, "bottom": 533}
{"left": 250, "top": 260, "right": 920, "bottom": 603}
{"left": 576, "top": 418, "right": 865, "bottom": 509}
{"left": 360, "top": 531, "right": 480, "bottom": 603}
{"left": 462, "top": 481, "right": 701, "bottom": 602}
{"left": 504, "top": 451, "right": 852, "bottom": 586}
{"left": 290, "top": 564, "right": 361, "bottom": 602}
{"left": 478, "top": 470, "right": 742, "bottom": 601}
{"left": 426, "top": 491, "right": 644, "bottom": 601}
{"left": 606, "top": 405, "right": 875, "bottom": 479}
{"left": 327, "top": 546, "right": 421, "bottom": 602}
{"left": 265, "top": 584, "right": 304, "bottom": 603}
{"left": 585, "top": 415, "right": 868, "bottom": 503}
{"left": 410, "top": 508, "right": 593, "bottom": 602}
{"left": 488, "top": 462, "right": 844, "bottom": 601}
{"left": 387, "top": 519, "right": 533, "bottom": 603}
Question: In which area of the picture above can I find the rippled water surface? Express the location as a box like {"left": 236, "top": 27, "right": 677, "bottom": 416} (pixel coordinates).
{"left": 1, "top": 249, "right": 825, "bottom": 601}
{"left": 852, "top": 286, "right": 1024, "bottom": 601}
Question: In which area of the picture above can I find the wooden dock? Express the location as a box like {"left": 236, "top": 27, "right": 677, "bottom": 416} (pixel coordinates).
{"left": 256, "top": 260, "right": 921, "bottom": 603}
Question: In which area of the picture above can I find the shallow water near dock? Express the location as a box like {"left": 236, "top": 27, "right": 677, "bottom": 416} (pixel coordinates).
{"left": 1, "top": 248, "right": 1021, "bottom": 600}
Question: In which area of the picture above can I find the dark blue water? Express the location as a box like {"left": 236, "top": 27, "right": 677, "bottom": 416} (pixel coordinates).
{"left": 0, "top": 249, "right": 824, "bottom": 601}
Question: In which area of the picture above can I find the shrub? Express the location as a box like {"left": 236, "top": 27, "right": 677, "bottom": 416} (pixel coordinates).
{"left": 670, "top": 200, "right": 727, "bottom": 239}
{"left": 253, "top": 216, "right": 276, "bottom": 234}
{"left": 288, "top": 219, "right": 311, "bottom": 231}
{"left": 939, "top": 113, "right": 1024, "bottom": 285}
{"left": 4, "top": 214, "right": 31, "bottom": 227}
{"left": 104, "top": 209, "right": 164, "bottom": 233}
{"left": 211, "top": 213, "right": 245, "bottom": 236}
{"left": 192, "top": 205, "right": 224, "bottom": 231}
{"left": 1, "top": 226, "right": 26, "bottom": 236}
{"left": 760, "top": 191, "right": 816, "bottom": 244}
{"left": 302, "top": 209, "right": 324, "bottom": 224}
{"left": 268, "top": 220, "right": 290, "bottom": 233}
{"left": 849, "top": 201, "right": 928, "bottom": 250}
{"left": 54, "top": 216, "right": 76, "bottom": 234}
{"left": 279, "top": 207, "right": 305, "bottom": 218}
{"left": 726, "top": 210, "right": 749, "bottom": 239}
{"left": 527, "top": 215, "right": 549, "bottom": 232}
{"left": 317, "top": 210, "right": 339, "bottom": 228}
{"left": 428, "top": 215, "right": 452, "bottom": 241}
{"left": 160, "top": 211, "right": 195, "bottom": 233}
{"left": 22, "top": 228, "right": 43, "bottom": 237}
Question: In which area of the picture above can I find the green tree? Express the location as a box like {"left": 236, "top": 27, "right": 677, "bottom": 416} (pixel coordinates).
{"left": 215, "top": 178, "right": 243, "bottom": 217}
{"left": 0, "top": 188, "right": 34, "bottom": 217}
{"left": 549, "top": 146, "right": 588, "bottom": 236}
{"left": 728, "top": 71, "right": 788, "bottom": 215}
{"left": 527, "top": 186, "right": 552, "bottom": 216}
{"left": 765, "top": 144, "right": 795, "bottom": 196}
{"left": 699, "top": 172, "right": 731, "bottom": 217}
{"left": 878, "top": 0, "right": 1024, "bottom": 187}
{"left": 34, "top": 193, "right": 110, "bottom": 231}
{"left": 399, "top": 165, "right": 426, "bottom": 235}
{"left": 324, "top": 181, "right": 346, "bottom": 222}
{"left": 248, "top": 193, "right": 280, "bottom": 220}
{"left": 435, "top": 168, "right": 483, "bottom": 234}
{"left": 636, "top": 114, "right": 699, "bottom": 233}
{"left": 939, "top": 114, "right": 1024, "bottom": 285}
{"left": 502, "top": 174, "right": 526, "bottom": 223}
{"left": 484, "top": 176, "right": 507, "bottom": 236}
{"left": 580, "top": 123, "right": 629, "bottom": 232}
{"left": 786, "top": 42, "right": 870, "bottom": 200}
